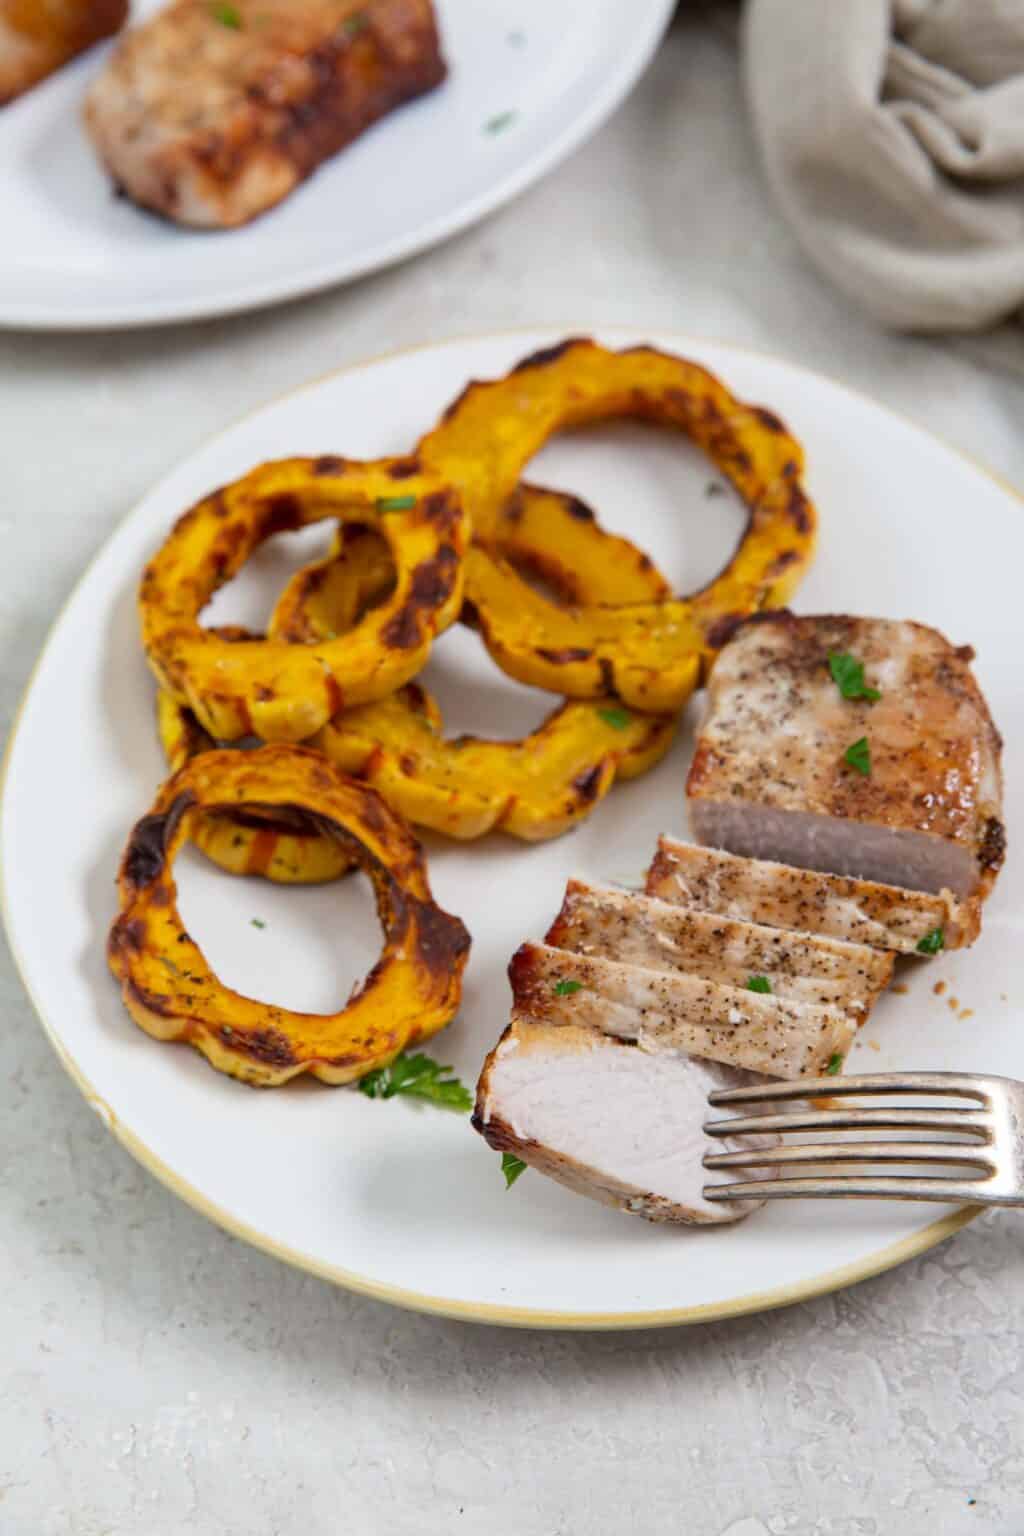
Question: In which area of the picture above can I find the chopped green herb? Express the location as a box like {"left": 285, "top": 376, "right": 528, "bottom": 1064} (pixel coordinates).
{"left": 485, "top": 111, "right": 517, "bottom": 135}
{"left": 916, "top": 927, "right": 945, "bottom": 956}
{"left": 705, "top": 480, "right": 726, "bottom": 499}
{"left": 159, "top": 955, "right": 183, "bottom": 978}
{"left": 825, "top": 1052, "right": 843, "bottom": 1076}
{"left": 342, "top": 11, "right": 369, "bottom": 38}
{"left": 597, "top": 706, "right": 632, "bottom": 731}
{"left": 209, "top": 2, "right": 242, "bottom": 28}
{"left": 828, "top": 650, "right": 881, "bottom": 703}
{"left": 358, "top": 1052, "right": 473, "bottom": 1111}
{"left": 251, "top": 917, "right": 266, "bottom": 930}
{"left": 376, "top": 494, "right": 417, "bottom": 512}
{"left": 554, "top": 978, "right": 583, "bottom": 997}
{"left": 843, "top": 736, "right": 871, "bottom": 776}
{"left": 746, "top": 975, "right": 772, "bottom": 994}
{"left": 501, "top": 1152, "right": 527, "bottom": 1188}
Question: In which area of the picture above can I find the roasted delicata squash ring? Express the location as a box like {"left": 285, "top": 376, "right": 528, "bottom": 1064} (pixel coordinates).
{"left": 139, "top": 457, "right": 467, "bottom": 743}
{"left": 262, "top": 486, "right": 677, "bottom": 841}
{"left": 158, "top": 678, "right": 676, "bottom": 845}
{"left": 269, "top": 481, "right": 672, "bottom": 645}
{"left": 107, "top": 746, "right": 471, "bottom": 1087}
{"left": 156, "top": 682, "right": 355, "bottom": 883}
{"left": 158, "top": 490, "right": 675, "bottom": 854}
{"left": 312, "top": 682, "right": 677, "bottom": 842}
{"left": 412, "top": 337, "right": 816, "bottom": 711}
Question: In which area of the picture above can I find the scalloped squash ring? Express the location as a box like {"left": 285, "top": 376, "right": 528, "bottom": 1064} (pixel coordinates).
{"left": 107, "top": 746, "right": 471, "bottom": 1088}
{"left": 266, "top": 488, "right": 677, "bottom": 843}
{"left": 414, "top": 337, "right": 817, "bottom": 713}
{"left": 139, "top": 457, "right": 467, "bottom": 743}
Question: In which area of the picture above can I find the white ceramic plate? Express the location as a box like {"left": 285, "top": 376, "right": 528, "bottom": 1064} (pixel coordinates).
{"left": 4, "top": 330, "right": 1020, "bottom": 1328}
{"left": 0, "top": 0, "right": 673, "bottom": 330}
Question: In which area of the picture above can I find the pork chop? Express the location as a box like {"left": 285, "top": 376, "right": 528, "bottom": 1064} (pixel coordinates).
{"left": 510, "top": 942, "right": 857, "bottom": 1078}
{"left": 1, "top": 0, "right": 126, "bottom": 104}
{"left": 473, "top": 1017, "right": 770, "bottom": 1225}
{"left": 84, "top": 0, "right": 445, "bottom": 228}
{"left": 646, "top": 837, "right": 978, "bottom": 953}
{"left": 687, "top": 614, "right": 1004, "bottom": 901}
{"left": 547, "top": 879, "right": 893, "bottom": 1016}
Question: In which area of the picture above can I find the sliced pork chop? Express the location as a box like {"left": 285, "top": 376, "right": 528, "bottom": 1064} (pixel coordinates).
{"left": 473, "top": 1017, "right": 770, "bottom": 1225}
{"left": 1, "top": 0, "right": 127, "bottom": 105}
{"left": 84, "top": 0, "right": 445, "bottom": 228}
{"left": 647, "top": 836, "right": 977, "bottom": 953}
{"left": 688, "top": 614, "right": 1004, "bottom": 902}
{"left": 547, "top": 879, "right": 893, "bottom": 1017}
{"left": 510, "top": 942, "right": 856, "bottom": 1078}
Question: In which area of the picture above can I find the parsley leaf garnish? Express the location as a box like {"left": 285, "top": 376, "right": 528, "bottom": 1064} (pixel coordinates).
{"left": 825, "top": 1052, "right": 843, "bottom": 1075}
{"left": 358, "top": 1053, "right": 472, "bottom": 1111}
{"left": 251, "top": 917, "right": 266, "bottom": 929}
{"left": 342, "top": 12, "right": 369, "bottom": 38}
{"left": 916, "top": 927, "right": 945, "bottom": 956}
{"left": 843, "top": 736, "right": 871, "bottom": 776}
{"left": 597, "top": 706, "right": 632, "bottom": 731}
{"left": 376, "top": 494, "right": 417, "bottom": 512}
{"left": 485, "top": 111, "right": 517, "bottom": 135}
{"left": 501, "top": 1152, "right": 527, "bottom": 1188}
{"left": 554, "top": 978, "right": 583, "bottom": 996}
{"left": 747, "top": 975, "right": 772, "bottom": 994}
{"left": 210, "top": 2, "right": 242, "bottom": 28}
{"left": 828, "top": 651, "right": 881, "bottom": 703}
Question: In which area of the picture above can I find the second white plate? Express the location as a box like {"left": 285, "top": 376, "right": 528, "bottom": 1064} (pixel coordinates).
{"left": 0, "top": 0, "right": 674, "bottom": 329}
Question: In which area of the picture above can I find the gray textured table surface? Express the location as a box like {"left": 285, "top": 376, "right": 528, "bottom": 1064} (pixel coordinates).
{"left": 3, "top": 9, "right": 1024, "bottom": 1534}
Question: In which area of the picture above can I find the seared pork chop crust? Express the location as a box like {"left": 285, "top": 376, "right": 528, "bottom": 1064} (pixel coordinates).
{"left": 84, "top": 0, "right": 445, "bottom": 227}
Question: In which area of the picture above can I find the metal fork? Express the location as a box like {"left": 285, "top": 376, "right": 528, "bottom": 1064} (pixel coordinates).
{"left": 702, "top": 1072, "right": 1024, "bottom": 1205}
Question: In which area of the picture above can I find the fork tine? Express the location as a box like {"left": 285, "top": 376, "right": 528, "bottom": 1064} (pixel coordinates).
{"left": 703, "top": 1141, "right": 999, "bottom": 1173}
{"left": 707, "top": 1072, "right": 993, "bottom": 1107}
{"left": 703, "top": 1174, "right": 989, "bottom": 1203}
{"left": 703, "top": 1106, "right": 993, "bottom": 1139}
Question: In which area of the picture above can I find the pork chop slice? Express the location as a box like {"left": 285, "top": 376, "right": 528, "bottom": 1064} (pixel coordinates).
{"left": 84, "top": 0, "right": 445, "bottom": 228}
{"left": 687, "top": 614, "right": 1004, "bottom": 902}
{"left": 647, "top": 836, "right": 977, "bottom": 953}
{"left": 546, "top": 879, "right": 893, "bottom": 1017}
{"left": 473, "top": 1017, "right": 771, "bottom": 1225}
{"left": 510, "top": 942, "right": 856, "bottom": 1078}
{"left": 0, "top": 0, "right": 127, "bottom": 105}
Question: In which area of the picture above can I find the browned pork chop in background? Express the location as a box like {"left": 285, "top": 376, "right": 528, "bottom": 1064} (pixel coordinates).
{"left": 688, "top": 614, "right": 1005, "bottom": 902}
{"left": 0, "top": 0, "right": 127, "bottom": 104}
{"left": 84, "top": 0, "right": 446, "bottom": 228}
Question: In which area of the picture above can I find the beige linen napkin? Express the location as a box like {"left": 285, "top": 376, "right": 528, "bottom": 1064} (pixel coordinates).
{"left": 744, "top": 0, "right": 1024, "bottom": 333}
